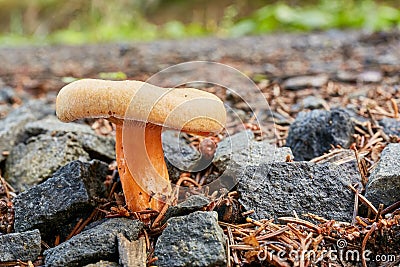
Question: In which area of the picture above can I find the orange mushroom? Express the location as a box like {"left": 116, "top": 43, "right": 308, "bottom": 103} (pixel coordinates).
{"left": 56, "top": 79, "right": 226, "bottom": 213}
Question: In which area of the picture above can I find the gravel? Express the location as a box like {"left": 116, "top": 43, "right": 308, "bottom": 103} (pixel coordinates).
{"left": 237, "top": 161, "right": 357, "bottom": 221}
{"left": 282, "top": 74, "right": 329, "bottom": 90}
{"left": 162, "top": 195, "right": 210, "bottom": 224}
{"left": 213, "top": 130, "right": 292, "bottom": 172}
{"left": 379, "top": 118, "right": 400, "bottom": 136}
{"left": 13, "top": 160, "right": 107, "bottom": 238}
{"left": 365, "top": 143, "right": 400, "bottom": 207}
{"left": 5, "top": 133, "right": 90, "bottom": 191}
{"left": 286, "top": 109, "right": 355, "bottom": 161}
{"left": 163, "top": 130, "right": 200, "bottom": 182}
{"left": 24, "top": 116, "right": 116, "bottom": 162}
{"left": 0, "top": 99, "right": 54, "bottom": 162}
{"left": 155, "top": 211, "right": 226, "bottom": 267}
{"left": 44, "top": 218, "right": 143, "bottom": 267}
{"left": 0, "top": 229, "right": 41, "bottom": 262}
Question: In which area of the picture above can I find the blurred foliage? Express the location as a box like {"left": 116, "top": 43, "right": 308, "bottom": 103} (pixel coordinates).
{"left": 0, "top": 0, "right": 399, "bottom": 46}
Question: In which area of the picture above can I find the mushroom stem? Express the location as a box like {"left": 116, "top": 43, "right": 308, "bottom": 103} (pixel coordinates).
{"left": 115, "top": 122, "right": 171, "bottom": 213}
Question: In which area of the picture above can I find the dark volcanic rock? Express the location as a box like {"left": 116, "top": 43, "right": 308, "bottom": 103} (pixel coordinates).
{"left": 213, "top": 130, "right": 254, "bottom": 170}
{"left": 25, "top": 116, "right": 116, "bottom": 161}
{"left": 44, "top": 218, "right": 143, "bottom": 267}
{"left": 379, "top": 118, "right": 400, "bottom": 136}
{"left": 0, "top": 229, "right": 41, "bottom": 262}
{"left": 84, "top": 261, "right": 119, "bottom": 267}
{"left": 162, "top": 130, "right": 200, "bottom": 181}
{"left": 312, "top": 149, "right": 363, "bottom": 188}
{"left": 286, "top": 109, "right": 355, "bottom": 161}
{"left": 237, "top": 162, "right": 356, "bottom": 221}
{"left": 13, "top": 160, "right": 107, "bottom": 237}
{"left": 358, "top": 70, "right": 383, "bottom": 83}
{"left": 0, "top": 99, "right": 54, "bottom": 161}
{"left": 162, "top": 195, "right": 210, "bottom": 224}
{"left": 282, "top": 74, "right": 328, "bottom": 90}
{"left": 155, "top": 211, "right": 226, "bottom": 267}
{"left": 5, "top": 133, "right": 90, "bottom": 191}
{"left": 365, "top": 143, "right": 400, "bottom": 207}
{"left": 213, "top": 130, "right": 292, "bottom": 172}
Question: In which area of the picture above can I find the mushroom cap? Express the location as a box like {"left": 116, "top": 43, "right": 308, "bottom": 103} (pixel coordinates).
{"left": 56, "top": 79, "right": 226, "bottom": 133}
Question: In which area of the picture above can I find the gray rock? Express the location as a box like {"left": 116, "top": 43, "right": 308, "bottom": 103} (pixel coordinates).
{"left": 213, "top": 130, "right": 254, "bottom": 170}
{"left": 0, "top": 229, "right": 41, "bottom": 262}
{"left": 155, "top": 211, "right": 226, "bottom": 267}
{"left": 163, "top": 195, "right": 210, "bottom": 224}
{"left": 358, "top": 70, "right": 382, "bottom": 83}
{"left": 286, "top": 109, "right": 355, "bottom": 161}
{"left": 13, "top": 160, "right": 107, "bottom": 236}
{"left": 302, "top": 95, "right": 328, "bottom": 110}
{"left": 44, "top": 218, "right": 143, "bottom": 267}
{"left": 313, "top": 149, "right": 363, "bottom": 188}
{"left": 84, "top": 261, "right": 120, "bottom": 267}
{"left": 0, "top": 86, "right": 17, "bottom": 104}
{"left": 282, "top": 74, "right": 329, "bottom": 90}
{"left": 379, "top": 118, "right": 400, "bottom": 136}
{"left": 0, "top": 99, "right": 54, "bottom": 161}
{"left": 25, "top": 116, "right": 116, "bottom": 161}
{"left": 365, "top": 143, "right": 400, "bottom": 207}
{"left": 336, "top": 71, "right": 358, "bottom": 82}
{"left": 237, "top": 162, "right": 355, "bottom": 221}
{"left": 337, "top": 70, "right": 382, "bottom": 84}
{"left": 25, "top": 116, "right": 94, "bottom": 135}
{"left": 5, "top": 133, "right": 90, "bottom": 191}
{"left": 214, "top": 130, "right": 292, "bottom": 172}
{"left": 0, "top": 104, "right": 12, "bottom": 119}
{"left": 162, "top": 130, "right": 200, "bottom": 181}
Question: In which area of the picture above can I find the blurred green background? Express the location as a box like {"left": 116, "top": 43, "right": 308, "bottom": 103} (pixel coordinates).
{"left": 0, "top": 0, "right": 399, "bottom": 45}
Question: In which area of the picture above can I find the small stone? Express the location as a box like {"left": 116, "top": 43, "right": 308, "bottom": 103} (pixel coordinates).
{"left": 24, "top": 116, "right": 94, "bottom": 135}
{"left": 358, "top": 70, "right": 382, "bottom": 83}
{"left": 237, "top": 162, "right": 356, "bottom": 221}
{"left": 313, "top": 149, "right": 363, "bottom": 187}
{"left": 84, "top": 261, "right": 120, "bottom": 267}
{"left": 13, "top": 160, "right": 107, "bottom": 237}
{"left": 365, "top": 143, "right": 400, "bottom": 207}
{"left": 302, "top": 95, "right": 328, "bottom": 110}
{"left": 0, "top": 229, "right": 41, "bottom": 262}
{"left": 117, "top": 235, "right": 146, "bottom": 267}
{"left": 213, "top": 130, "right": 292, "bottom": 172}
{"left": 162, "top": 195, "right": 210, "bottom": 224}
{"left": 282, "top": 74, "right": 329, "bottom": 90}
{"left": 155, "top": 211, "right": 226, "bottom": 267}
{"left": 211, "top": 131, "right": 292, "bottom": 194}
{"left": 44, "top": 218, "right": 143, "bottom": 267}
{"left": 286, "top": 109, "right": 355, "bottom": 161}
{"left": 379, "top": 118, "right": 400, "bottom": 136}
{"left": 5, "top": 133, "right": 90, "bottom": 191}
{"left": 162, "top": 130, "right": 200, "bottom": 182}
{"left": 336, "top": 71, "right": 358, "bottom": 82}
{"left": 25, "top": 116, "right": 115, "bottom": 162}
{"left": 0, "top": 104, "right": 12, "bottom": 119}
{"left": 213, "top": 130, "right": 254, "bottom": 170}
{"left": 0, "top": 86, "right": 17, "bottom": 104}
{"left": 0, "top": 99, "right": 54, "bottom": 161}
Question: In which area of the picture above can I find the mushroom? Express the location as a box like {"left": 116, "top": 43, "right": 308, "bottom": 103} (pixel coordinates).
{"left": 56, "top": 79, "right": 226, "bottom": 214}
